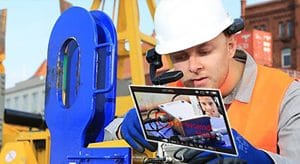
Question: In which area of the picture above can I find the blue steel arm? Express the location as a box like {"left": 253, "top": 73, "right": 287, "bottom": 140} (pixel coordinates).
{"left": 45, "top": 7, "right": 131, "bottom": 163}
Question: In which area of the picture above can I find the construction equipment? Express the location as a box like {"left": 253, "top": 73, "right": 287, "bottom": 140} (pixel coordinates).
{"left": 45, "top": 3, "right": 180, "bottom": 162}
{"left": 45, "top": 6, "right": 132, "bottom": 163}
{"left": 0, "top": 0, "right": 176, "bottom": 163}
{"left": 0, "top": 109, "right": 50, "bottom": 164}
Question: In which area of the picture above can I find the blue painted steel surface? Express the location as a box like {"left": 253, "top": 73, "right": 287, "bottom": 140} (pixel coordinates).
{"left": 45, "top": 7, "right": 130, "bottom": 163}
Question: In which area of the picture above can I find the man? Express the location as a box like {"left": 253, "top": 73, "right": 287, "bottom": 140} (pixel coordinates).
{"left": 198, "top": 96, "right": 221, "bottom": 118}
{"left": 106, "top": 0, "right": 300, "bottom": 163}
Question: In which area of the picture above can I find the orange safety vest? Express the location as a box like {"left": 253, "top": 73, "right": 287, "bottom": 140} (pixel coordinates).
{"left": 227, "top": 65, "right": 293, "bottom": 153}
{"left": 171, "top": 65, "right": 294, "bottom": 153}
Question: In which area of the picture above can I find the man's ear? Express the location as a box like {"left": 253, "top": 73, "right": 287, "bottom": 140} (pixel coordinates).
{"left": 227, "top": 35, "right": 237, "bottom": 58}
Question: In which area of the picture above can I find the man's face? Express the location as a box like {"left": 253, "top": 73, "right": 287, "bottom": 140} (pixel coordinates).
{"left": 198, "top": 96, "right": 219, "bottom": 117}
{"left": 169, "top": 33, "right": 235, "bottom": 89}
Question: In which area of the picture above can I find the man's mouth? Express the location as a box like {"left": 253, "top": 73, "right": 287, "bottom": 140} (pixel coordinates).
{"left": 192, "top": 77, "right": 209, "bottom": 87}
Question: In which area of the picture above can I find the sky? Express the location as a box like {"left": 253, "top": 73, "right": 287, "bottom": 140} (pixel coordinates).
{"left": 0, "top": 0, "right": 272, "bottom": 89}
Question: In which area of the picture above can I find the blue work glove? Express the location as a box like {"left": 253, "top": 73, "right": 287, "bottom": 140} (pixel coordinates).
{"left": 174, "top": 129, "right": 274, "bottom": 164}
{"left": 120, "top": 108, "right": 158, "bottom": 153}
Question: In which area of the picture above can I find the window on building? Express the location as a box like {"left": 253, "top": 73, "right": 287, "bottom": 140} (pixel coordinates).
{"left": 6, "top": 98, "right": 10, "bottom": 108}
{"left": 23, "top": 94, "right": 28, "bottom": 111}
{"left": 260, "top": 24, "right": 267, "bottom": 31}
{"left": 279, "top": 22, "right": 286, "bottom": 38}
{"left": 32, "top": 92, "right": 38, "bottom": 112}
{"left": 287, "top": 20, "right": 293, "bottom": 38}
{"left": 281, "top": 48, "right": 291, "bottom": 68}
{"left": 14, "top": 97, "right": 19, "bottom": 109}
{"left": 253, "top": 25, "right": 266, "bottom": 31}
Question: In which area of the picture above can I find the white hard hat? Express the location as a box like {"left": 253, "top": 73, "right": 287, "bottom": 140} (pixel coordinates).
{"left": 154, "top": 0, "right": 233, "bottom": 54}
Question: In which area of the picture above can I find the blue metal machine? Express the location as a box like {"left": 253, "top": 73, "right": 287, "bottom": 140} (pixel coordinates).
{"left": 45, "top": 7, "right": 131, "bottom": 163}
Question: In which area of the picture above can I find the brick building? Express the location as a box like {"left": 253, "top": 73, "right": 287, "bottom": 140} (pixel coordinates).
{"left": 244, "top": 0, "right": 300, "bottom": 72}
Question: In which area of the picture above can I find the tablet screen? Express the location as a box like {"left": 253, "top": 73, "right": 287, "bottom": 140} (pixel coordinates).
{"left": 129, "top": 85, "right": 237, "bottom": 156}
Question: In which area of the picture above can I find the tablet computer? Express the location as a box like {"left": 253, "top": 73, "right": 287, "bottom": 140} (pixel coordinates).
{"left": 129, "top": 85, "right": 238, "bottom": 156}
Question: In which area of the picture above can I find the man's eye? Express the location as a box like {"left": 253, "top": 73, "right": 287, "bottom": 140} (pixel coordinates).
{"left": 171, "top": 54, "right": 188, "bottom": 62}
{"left": 198, "top": 50, "right": 211, "bottom": 56}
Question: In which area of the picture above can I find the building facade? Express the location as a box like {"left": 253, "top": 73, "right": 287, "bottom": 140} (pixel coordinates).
{"left": 3, "top": 59, "right": 141, "bottom": 115}
{"left": 5, "top": 76, "right": 45, "bottom": 114}
{"left": 245, "top": 0, "right": 300, "bottom": 71}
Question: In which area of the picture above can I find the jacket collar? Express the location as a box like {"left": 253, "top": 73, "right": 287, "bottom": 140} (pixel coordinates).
{"left": 223, "top": 49, "right": 257, "bottom": 104}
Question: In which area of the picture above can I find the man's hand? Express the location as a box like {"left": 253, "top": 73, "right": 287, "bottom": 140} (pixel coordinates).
{"left": 174, "top": 129, "right": 274, "bottom": 163}
{"left": 120, "top": 108, "right": 158, "bottom": 153}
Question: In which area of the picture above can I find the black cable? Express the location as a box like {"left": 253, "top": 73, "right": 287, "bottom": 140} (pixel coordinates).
{"left": 173, "top": 147, "right": 188, "bottom": 161}
{"left": 144, "top": 108, "right": 174, "bottom": 138}
{"left": 146, "top": 122, "right": 171, "bottom": 132}
{"left": 171, "top": 94, "right": 181, "bottom": 102}
{"left": 173, "top": 147, "right": 225, "bottom": 163}
{"left": 147, "top": 108, "right": 160, "bottom": 119}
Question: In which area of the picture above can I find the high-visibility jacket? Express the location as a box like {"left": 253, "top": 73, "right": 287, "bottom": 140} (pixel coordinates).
{"left": 171, "top": 65, "right": 294, "bottom": 153}
{"left": 227, "top": 65, "right": 294, "bottom": 153}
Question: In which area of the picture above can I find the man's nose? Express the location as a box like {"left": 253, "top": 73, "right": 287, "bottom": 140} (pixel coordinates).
{"left": 188, "top": 55, "right": 203, "bottom": 73}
